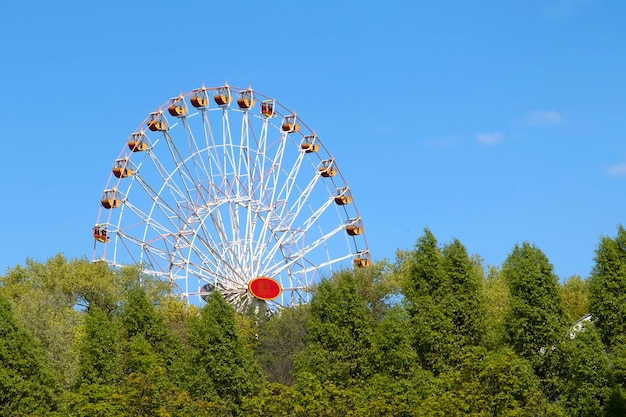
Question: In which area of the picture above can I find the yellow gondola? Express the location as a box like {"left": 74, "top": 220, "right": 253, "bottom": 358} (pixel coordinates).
{"left": 300, "top": 135, "right": 319, "bottom": 153}
{"left": 214, "top": 86, "right": 232, "bottom": 106}
{"left": 101, "top": 189, "right": 120, "bottom": 209}
{"left": 128, "top": 132, "right": 148, "bottom": 152}
{"left": 168, "top": 98, "right": 187, "bottom": 117}
{"left": 112, "top": 158, "right": 132, "bottom": 178}
{"left": 319, "top": 160, "right": 337, "bottom": 177}
{"left": 282, "top": 114, "right": 300, "bottom": 133}
{"left": 346, "top": 219, "right": 364, "bottom": 236}
{"left": 334, "top": 187, "right": 352, "bottom": 205}
{"left": 147, "top": 113, "right": 167, "bottom": 131}
{"left": 237, "top": 89, "right": 256, "bottom": 109}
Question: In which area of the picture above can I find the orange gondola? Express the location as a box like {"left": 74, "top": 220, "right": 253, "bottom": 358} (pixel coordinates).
{"left": 101, "top": 189, "right": 120, "bottom": 209}
{"left": 214, "top": 85, "right": 232, "bottom": 106}
{"left": 282, "top": 114, "right": 300, "bottom": 133}
{"left": 319, "top": 160, "right": 337, "bottom": 178}
{"left": 300, "top": 135, "right": 319, "bottom": 153}
{"left": 237, "top": 89, "right": 256, "bottom": 110}
{"left": 168, "top": 96, "right": 187, "bottom": 117}
{"left": 354, "top": 252, "right": 372, "bottom": 268}
{"left": 112, "top": 157, "right": 132, "bottom": 178}
{"left": 190, "top": 89, "right": 209, "bottom": 108}
{"left": 346, "top": 218, "right": 364, "bottom": 236}
{"left": 128, "top": 132, "right": 148, "bottom": 152}
{"left": 334, "top": 187, "right": 353, "bottom": 205}
{"left": 147, "top": 112, "right": 167, "bottom": 132}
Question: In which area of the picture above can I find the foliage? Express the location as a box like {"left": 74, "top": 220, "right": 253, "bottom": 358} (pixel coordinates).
{"left": 589, "top": 225, "right": 626, "bottom": 348}
{"left": 561, "top": 275, "right": 589, "bottom": 324}
{"left": 256, "top": 305, "right": 309, "bottom": 385}
{"left": 501, "top": 242, "right": 566, "bottom": 362}
{"left": 0, "top": 292, "right": 61, "bottom": 416}
{"left": 294, "top": 270, "right": 373, "bottom": 386}
{"left": 187, "top": 290, "right": 263, "bottom": 410}
{"left": 5, "top": 223, "right": 626, "bottom": 415}
{"left": 421, "top": 347, "right": 543, "bottom": 416}
{"left": 558, "top": 322, "right": 609, "bottom": 416}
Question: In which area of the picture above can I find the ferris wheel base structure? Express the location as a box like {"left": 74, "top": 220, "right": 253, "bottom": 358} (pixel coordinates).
{"left": 92, "top": 84, "right": 371, "bottom": 312}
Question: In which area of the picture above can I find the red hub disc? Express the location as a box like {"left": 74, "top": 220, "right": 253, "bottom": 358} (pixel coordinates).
{"left": 248, "top": 277, "right": 281, "bottom": 300}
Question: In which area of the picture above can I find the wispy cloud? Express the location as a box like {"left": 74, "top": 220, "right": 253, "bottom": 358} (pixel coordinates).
{"left": 519, "top": 110, "right": 563, "bottom": 127}
{"left": 475, "top": 132, "right": 503, "bottom": 145}
{"left": 606, "top": 163, "right": 626, "bottom": 176}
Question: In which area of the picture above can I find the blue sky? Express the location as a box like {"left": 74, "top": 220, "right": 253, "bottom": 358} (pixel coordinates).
{"left": 1, "top": 0, "right": 625, "bottom": 281}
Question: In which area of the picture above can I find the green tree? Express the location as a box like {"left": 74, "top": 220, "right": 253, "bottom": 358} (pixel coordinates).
{"left": 588, "top": 225, "right": 626, "bottom": 348}
{"left": 256, "top": 305, "right": 309, "bottom": 385}
{"left": 187, "top": 291, "right": 263, "bottom": 410}
{"left": 422, "top": 347, "right": 543, "bottom": 417}
{"left": 294, "top": 270, "right": 373, "bottom": 387}
{"left": 559, "top": 323, "right": 609, "bottom": 417}
{"left": 501, "top": 242, "right": 566, "bottom": 361}
{"left": 1, "top": 255, "right": 86, "bottom": 386}
{"left": 562, "top": 275, "right": 589, "bottom": 324}
{"left": 74, "top": 306, "right": 119, "bottom": 388}
{"left": 482, "top": 265, "right": 509, "bottom": 348}
{"left": 0, "top": 292, "right": 61, "bottom": 416}
{"left": 441, "top": 239, "right": 486, "bottom": 348}
{"left": 371, "top": 304, "right": 419, "bottom": 379}
{"left": 401, "top": 230, "right": 486, "bottom": 372}
{"left": 400, "top": 229, "right": 455, "bottom": 373}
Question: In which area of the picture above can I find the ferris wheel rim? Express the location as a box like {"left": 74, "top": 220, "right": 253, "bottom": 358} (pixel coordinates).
{"left": 93, "top": 84, "right": 371, "bottom": 309}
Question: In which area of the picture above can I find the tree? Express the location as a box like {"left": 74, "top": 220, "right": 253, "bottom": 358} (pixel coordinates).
{"left": 0, "top": 292, "right": 61, "bottom": 416}
{"left": 589, "top": 225, "right": 626, "bottom": 348}
{"left": 401, "top": 230, "right": 486, "bottom": 372}
{"left": 561, "top": 275, "right": 589, "bottom": 324}
{"left": 482, "top": 265, "right": 509, "bottom": 349}
{"left": 74, "top": 306, "right": 119, "bottom": 388}
{"left": 400, "top": 229, "right": 456, "bottom": 373}
{"left": 421, "top": 347, "right": 543, "bottom": 416}
{"left": 559, "top": 323, "right": 609, "bottom": 416}
{"left": 501, "top": 242, "right": 566, "bottom": 361}
{"left": 441, "top": 239, "right": 486, "bottom": 348}
{"left": 256, "top": 305, "right": 309, "bottom": 385}
{"left": 294, "top": 270, "right": 373, "bottom": 387}
{"left": 370, "top": 304, "right": 418, "bottom": 379}
{"left": 1, "top": 255, "right": 86, "bottom": 386}
{"left": 187, "top": 291, "right": 263, "bottom": 410}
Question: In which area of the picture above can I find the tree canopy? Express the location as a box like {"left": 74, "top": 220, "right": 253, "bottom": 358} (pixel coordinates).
{"left": 2, "top": 226, "right": 626, "bottom": 415}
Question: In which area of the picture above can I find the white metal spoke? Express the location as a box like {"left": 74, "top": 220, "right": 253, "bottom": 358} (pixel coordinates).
{"left": 93, "top": 85, "right": 370, "bottom": 310}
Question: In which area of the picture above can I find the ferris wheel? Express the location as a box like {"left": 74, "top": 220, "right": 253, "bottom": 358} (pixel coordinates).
{"left": 92, "top": 84, "right": 371, "bottom": 311}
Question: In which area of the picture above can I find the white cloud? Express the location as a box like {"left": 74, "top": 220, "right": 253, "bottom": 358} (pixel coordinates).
{"left": 519, "top": 110, "right": 563, "bottom": 127}
{"left": 475, "top": 132, "right": 503, "bottom": 145}
{"left": 606, "top": 163, "right": 626, "bottom": 176}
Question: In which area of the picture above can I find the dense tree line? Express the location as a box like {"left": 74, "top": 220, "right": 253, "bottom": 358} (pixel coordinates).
{"left": 3, "top": 227, "right": 626, "bottom": 415}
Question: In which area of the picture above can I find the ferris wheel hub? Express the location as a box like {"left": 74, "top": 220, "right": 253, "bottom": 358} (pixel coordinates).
{"left": 248, "top": 276, "right": 281, "bottom": 300}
